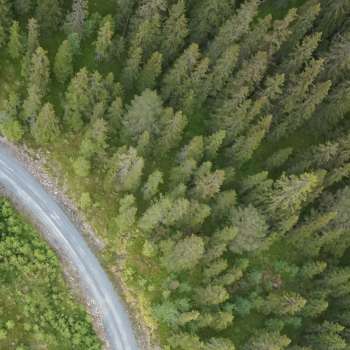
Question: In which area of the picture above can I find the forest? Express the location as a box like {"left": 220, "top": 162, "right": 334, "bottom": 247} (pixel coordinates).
{"left": 1, "top": 0, "right": 350, "bottom": 349}
{"left": 0, "top": 198, "right": 101, "bottom": 349}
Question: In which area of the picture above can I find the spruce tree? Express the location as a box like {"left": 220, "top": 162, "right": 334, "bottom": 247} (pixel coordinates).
{"left": 162, "top": 235, "right": 204, "bottom": 272}
{"left": 207, "top": 45, "right": 240, "bottom": 99}
{"left": 21, "top": 18, "right": 40, "bottom": 79}
{"left": 54, "top": 40, "right": 74, "bottom": 84}
{"left": 8, "top": 21, "right": 23, "bottom": 60}
{"left": 230, "top": 205, "right": 268, "bottom": 254}
{"left": 28, "top": 46, "right": 50, "bottom": 98}
{"left": 192, "top": 162, "right": 225, "bottom": 201}
{"left": 121, "top": 46, "right": 143, "bottom": 91}
{"left": 137, "top": 51, "right": 162, "bottom": 93}
{"left": 35, "top": 0, "right": 62, "bottom": 32}
{"left": 160, "top": 0, "right": 189, "bottom": 64}
{"left": 95, "top": 15, "right": 114, "bottom": 61}
{"left": 207, "top": 0, "right": 260, "bottom": 61}
{"left": 0, "top": 0, "right": 11, "bottom": 47}
{"left": 245, "top": 332, "right": 291, "bottom": 350}
{"left": 316, "top": 0, "right": 350, "bottom": 38}
{"left": 266, "top": 173, "right": 319, "bottom": 222}
{"left": 79, "top": 118, "right": 108, "bottom": 161}
{"left": 31, "top": 102, "right": 60, "bottom": 145}
{"left": 142, "top": 170, "right": 163, "bottom": 200}
{"left": 65, "top": 0, "right": 88, "bottom": 35}
{"left": 64, "top": 68, "right": 90, "bottom": 131}
{"left": 105, "top": 146, "right": 144, "bottom": 193}
{"left": 230, "top": 115, "right": 272, "bottom": 166}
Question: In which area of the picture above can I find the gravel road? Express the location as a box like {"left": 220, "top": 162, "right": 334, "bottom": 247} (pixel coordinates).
{"left": 0, "top": 143, "right": 139, "bottom": 350}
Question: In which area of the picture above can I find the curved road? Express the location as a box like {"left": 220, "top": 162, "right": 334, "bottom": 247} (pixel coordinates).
{"left": 0, "top": 144, "right": 139, "bottom": 350}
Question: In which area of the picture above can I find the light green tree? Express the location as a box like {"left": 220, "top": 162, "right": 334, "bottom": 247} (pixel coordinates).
{"left": 95, "top": 15, "right": 114, "bottom": 61}
{"left": 162, "top": 235, "right": 204, "bottom": 272}
{"left": 31, "top": 103, "right": 60, "bottom": 145}
{"left": 8, "top": 21, "right": 23, "bottom": 59}
{"left": 137, "top": 51, "right": 162, "bottom": 93}
{"left": 54, "top": 40, "right": 74, "bottom": 84}
{"left": 142, "top": 170, "right": 163, "bottom": 200}
{"left": 105, "top": 147, "right": 144, "bottom": 192}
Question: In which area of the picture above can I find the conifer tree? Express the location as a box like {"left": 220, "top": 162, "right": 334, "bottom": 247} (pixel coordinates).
{"left": 64, "top": 68, "right": 90, "bottom": 131}
{"left": 207, "top": 46, "right": 240, "bottom": 100}
{"left": 266, "top": 173, "right": 319, "bottom": 222}
{"left": 189, "top": 0, "right": 235, "bottom": 45}
{"left": 162, "top": 235, "right": 204, "bottom": 272}
{"left": 161, "top": 43, "right": 201, "bottom": 103}
{"left": 122, "top": 89, "right": 163, "bottom": 141}
{"left": 208, "top": 0, "right": 260, "bottom": 61}
{"left": 272, "top": 80, "right": 331, "bottom": 140}
{"left": 95, "top": 15, "right": 114, "bottom": 61}
{"left": 137, "top": 51, "right": 162, "bottom": 93}
{"left": 231, "top": 115, "right": 272, "bottom": 166}
{"left": 121, "top": 46, "right": 143, "bottom": 91}
{"left": 0, "top": 0, "right": 11, "bottom": 47}
{"left": 322, "top": 31, "right": 350, "bottom": 84}
{"left": 282, "top": 1, "right": 320, "bottom": 55}
{"left": 192, "top": 162, "right": 225, "bottom": 201}
{"left": 8, "top": 21, "right": 23, "bottom": 60}
{"left": 107, "top": 96, "right": 123, "bottom": 139}
{"left": 129, "top": 1, "right": 163, "bottom": 60}
{"left": 114, "top": 0, "right": 137, "bottom": 34}
{"left": 265, "top": 147, "right": 293, "bottom": 171}
{"left": 0, "top": 93, "right": 24, "bottom": 142}
{"left": 316, "top": 0, "right": 350, "bottom": 38}
{"left": 73, "top": 156, "right": 91, "bottom": 177}
{"left": 279, "top": 32, "right": 322, "bottom": 76}
{"left": 79, "top": 118, "right": 108, "bottom": 161}
{"left": 244, "top": 332, "right": 291, "bottom": 350}
{"left": 65, "top": 0, "right": 88, "bottom": 35}
{"left": 203, "top": 337, "right": 235, "bottom": 350}
{"left": 239, "top": 15, "right": 272, "bottom": 60}
{"left": 170, "top": 158, "right": 197, "bottom": 187}
{"left": 160, "top": 0, "right": 189, "bottom": 64}
{"left": 230, "top": 205, "right": 268, "bottom": 254}
{"left": 222, "top": 50, "right": 269, "bottom": 103}
{"left": 178, "top": 136, "right": 204, "bottom": 163}
{"left": 115, "top": 194, "right": 138, "bottom": 233}
{"left": 142, "top": 170, "right": 163, "bottom": 201}
{"left": 28, "top": 46, "right": 50, "bottom": 98}
{"left": 157, "top": 110, "right": 187, "bottom": 153}
{"left": 169, "top": 332, "right": 203, "bottom": 350}
{"left": 306, "top": 321, "right": 346, "bottom": 350}
{"left": 266, "top": 8, "right": 298, "bottom": 57}
{"left": 105, "top": 146, "right": 144, "bottom": 193}
{"left": 35, "top": 0, "right": 62, "bottom": 32}
{"left": 270, "top": 58, "right": 328, "bottom": 140}
{"left": 260, "top": 292, "right": 306, "bottom": 316}
{"left": 54, "top": 40, "right": 74, "bottom": 84}
{"left": 139, "top": 196, "right": 190, "bottom": 232}
{"left": 205, "top": 130, "right": 226, "bottom": 161}
{"left": 27, "top": 18, "right": 40, "bottom": 55}
{"left": 31, "top": 102, "right": 60, "bottom": 145}
{"left": 21, "top": 18, "right": 40, "bottom": 79}
{"left": 195, "top": 285, "right": 229, "bottom": 306}
{"left": 22, "top": 85, "right": 42, "bottom": 122}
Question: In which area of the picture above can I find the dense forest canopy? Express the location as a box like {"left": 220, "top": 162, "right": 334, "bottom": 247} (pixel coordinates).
{"left": 1, "top": 0, "right": 350, "bottom": 349}
{"left": 0, "top": 199, "right": 101, "bottom": 349}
